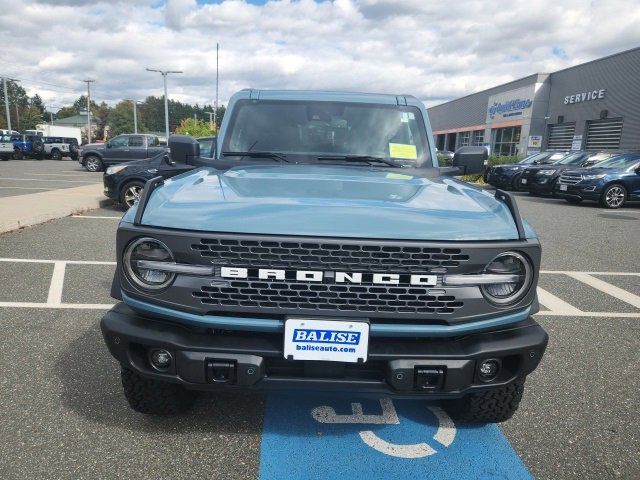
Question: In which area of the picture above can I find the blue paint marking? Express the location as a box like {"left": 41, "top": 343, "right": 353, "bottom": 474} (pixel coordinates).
{"left": 259, "top": 393, "right": 531, "bottom": 480}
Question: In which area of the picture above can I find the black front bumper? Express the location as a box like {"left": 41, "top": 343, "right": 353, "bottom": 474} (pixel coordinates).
{"left": 553, "top": 183, "right": 601, "bottom": 201}
{"left": 103, "top": 174, "right": 118, "bottom": 199}
{"left": 101, "top": 303, "right": 548, "bottom": 398}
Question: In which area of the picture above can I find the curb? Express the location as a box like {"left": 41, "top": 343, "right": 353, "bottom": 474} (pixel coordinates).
{"left": 0, "top": 183, "right": 114, "bottom": 235}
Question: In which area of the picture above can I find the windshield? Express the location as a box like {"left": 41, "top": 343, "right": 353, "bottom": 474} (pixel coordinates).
{"left": 222, "top": 100, "right": 432, "bottom": 167}
{"left": 519, "top": 152, "right": 549, "bottom": 164}
{"left": 555, "top": 152, "right": 585, "bottom": 165}
{"left": 592, "top": 153, "right": 640, "bottom": 169}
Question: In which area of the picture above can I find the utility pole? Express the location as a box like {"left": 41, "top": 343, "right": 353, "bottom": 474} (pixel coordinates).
{"left": 2, "top": 77, "right": 11, "bottom": 131}
{"left": 133, "top": 101, "right": 138, "bottom": 134}
{"left": 204, "top": 111, "right": 214, "bottom": 130}
{"left": 146, "top": 68, "right": 182, "bottom": 141}
{"left": 214, "top": 42, "right": 219, "bottom": 129}
{"left": 82, "top": 79, "right": 95, "bottom": 143}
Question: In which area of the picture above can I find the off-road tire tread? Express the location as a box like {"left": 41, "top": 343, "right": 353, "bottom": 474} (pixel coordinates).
{"left": 121, "top": 367, "right": 195, "bottom": 415}
{"left": 448, "top": 379, "right": 525, "bottom": 423}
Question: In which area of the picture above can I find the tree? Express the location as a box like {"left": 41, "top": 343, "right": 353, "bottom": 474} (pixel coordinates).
{"left": 20, "top": 106, "right": 44, "bottom": 131}
{"left": 108, "top": 100, "right": 146, "bottom": 136}
{"left": 94, "top": 101, "right": 111, "bottom": 139}
{"left": 174, "top": 117, "right": 214, "bottom": 137}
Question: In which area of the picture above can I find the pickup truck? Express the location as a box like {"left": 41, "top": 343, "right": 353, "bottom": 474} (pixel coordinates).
{"left": 79, "top": 134, "right": 166, "bottom": 172}
{"left": 101, "top": 89, "right": 548, "bottom": 423}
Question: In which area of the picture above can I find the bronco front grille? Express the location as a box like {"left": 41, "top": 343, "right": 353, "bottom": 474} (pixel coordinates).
{"left": 559, "top": 173, "right": 582, "bottom": 185}
{"left": 193, "top": 281, "right": 464, "bottom": 315}
{"left": 191, "top": 239, "right": 470, "bottom": 272}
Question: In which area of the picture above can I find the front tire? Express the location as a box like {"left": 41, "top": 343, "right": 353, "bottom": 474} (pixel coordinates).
{"left": 511, "top": 174, "right": 522, "bottom": 191}
{"left": 120, "top": 368, "right": 196, "bottom": 415}
{"left": 84, "top": 155, "right": 103, "bottom": 172}
{"left": 600, "top": 184, "right": 626, "bottom": 209}
{"left": 120, "top": 180, "right": 145, "bottom": 209}
{"left": 446, "top": 379, "right": 525, "bottom": 423}
{"left": 12, "top": 148, "right": 23, "bottom": 160}
{"left": 50, "top": 149, "right": 62, "bottom": 160}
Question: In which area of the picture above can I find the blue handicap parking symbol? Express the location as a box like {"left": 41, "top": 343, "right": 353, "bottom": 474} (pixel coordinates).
{"left": 259, "top": 393, "right": 531, "bottom": 480}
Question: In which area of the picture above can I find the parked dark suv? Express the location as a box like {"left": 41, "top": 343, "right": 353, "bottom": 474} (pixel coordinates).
{"left": 485, "top": 151, "right": 565, "bottom": 190}
{"left": 518, "top": 151, "right": 591, "bottom": 195}
{"left": 103, "top": 136, "right": 215, "bottom": 209}
{"left": 554, "top": 152, "right": 640, "bottom": 208}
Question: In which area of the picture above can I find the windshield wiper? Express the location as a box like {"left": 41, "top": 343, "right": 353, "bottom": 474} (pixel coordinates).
{"left": 222, "top": 151, "right": 290, "bottom": 162}
{"left": 316, "top": 155, "right": 401, "bottom": 168}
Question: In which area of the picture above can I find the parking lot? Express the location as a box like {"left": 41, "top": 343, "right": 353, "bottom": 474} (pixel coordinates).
{"left": 0, "top": 160, "right": 99, "bottom": 198}
{"left": 0, "top": 164, "right": 638, "bottom": 479}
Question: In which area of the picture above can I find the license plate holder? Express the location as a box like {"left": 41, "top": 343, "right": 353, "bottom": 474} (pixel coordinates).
{"left": 560, "top": 184, "right": 567, "bottom": 191}
{"left": 521, "top": 178, "right": 527, "bottom": 184}
{"left": 284, "top": 317, "right": 369, "bottom": 363}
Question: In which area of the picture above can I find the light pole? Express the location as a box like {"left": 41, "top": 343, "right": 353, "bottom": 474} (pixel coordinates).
{"left": 214, "top": 42, "right": 219, "bottom": 128}
{"left": 127, "top": 100, "right": 141, "bottom": 134}
{"left": 146, "top": 68, "right": 182, "bottom": 141}
{"left": 82, "top": 79, "right": 95, "bottom": 143}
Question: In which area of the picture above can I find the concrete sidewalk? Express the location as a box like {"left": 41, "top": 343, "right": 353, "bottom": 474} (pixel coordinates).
{"left": 0, "top": 183, "right": 112, "bottom": 234}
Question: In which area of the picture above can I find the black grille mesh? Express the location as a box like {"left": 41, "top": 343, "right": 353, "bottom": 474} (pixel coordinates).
{"left": 191, "top": 238, "right": 470, "bottom": 272}
{"left": 194, "top": 281, "right": 464, "bottom": 314}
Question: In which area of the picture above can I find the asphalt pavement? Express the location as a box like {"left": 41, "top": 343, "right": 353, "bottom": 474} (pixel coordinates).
{"left": 0, "top": 190, "right": 638, "bottom": 479}
{"left": 0, "top": 159, "right": 100, "bottom": 198}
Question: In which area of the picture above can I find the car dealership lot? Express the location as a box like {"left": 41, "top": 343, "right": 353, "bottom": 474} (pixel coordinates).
{"left": 0, "top": 160, "right": 99, "bottom": 198}
{"left": 0, "top": 195, "right": 638, "bottom": 479}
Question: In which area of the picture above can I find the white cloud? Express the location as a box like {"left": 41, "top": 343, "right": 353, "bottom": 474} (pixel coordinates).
{"left": 0, "top": 0, "right": 638, "bottom": 110}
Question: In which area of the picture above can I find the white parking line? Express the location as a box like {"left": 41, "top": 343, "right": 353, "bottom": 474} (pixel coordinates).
{"left": 71, "top": 215, "right": 122, "bottom": 219}
{"left": 46, "top": 261, "right": 66, "bottom": 305}
{"left": 536, "top": 287, "right": 582, "bottom": 314}
{"left": 0, "top": 302, "right": 114, "bottom": 310}
{"left": 566, "top": 272, "right": 640, "bottom": 309}
{"left": 29, "top": 173, "right": 97, "bottom": 177}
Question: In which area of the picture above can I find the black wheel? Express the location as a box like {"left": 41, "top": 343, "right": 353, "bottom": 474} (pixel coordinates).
{"left": 120, "top": 367, "right": 196, "bottom": 415}
{"left": 12, "top": 148, "right": 23, "bottom": 160}
{"left": 32, "top": 138, "right": 44, "bottom": 154}
{"left": 69, "top": 143, "right": 79, "bottom": 154}
{"left": 120, "top": 180, "right": 145, "bottom": 209}
{"left": 600, "top": 184, "right": 627, "bottom": 209}
{"left": 84, "top": 155, "right": 103, "bottom": 172}
{"left": 446, "top": 379, "right": 525, "bottom": 423}
{"left": 511, "top": 174, "right": 522, "bottom": 191}
{"left": 50, "top": 149, "right": 62, "bottom": 160}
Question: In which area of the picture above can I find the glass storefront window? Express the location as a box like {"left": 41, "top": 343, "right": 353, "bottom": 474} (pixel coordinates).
{"left": 458, "top": 131, "right": 471, "bottom": 147}
{"left": 472, "top": 130, "right": 484, "bottom": 146}
{"left": 492, "top": 126, "right": 521, "bottom": 156}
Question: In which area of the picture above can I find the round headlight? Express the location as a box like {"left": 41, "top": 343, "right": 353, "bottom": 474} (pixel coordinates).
{"left": 481, "top": 252, "right": 533, "bottom": 305}
{"left": 124, "top": 237, "right": 175, "bottom": 290}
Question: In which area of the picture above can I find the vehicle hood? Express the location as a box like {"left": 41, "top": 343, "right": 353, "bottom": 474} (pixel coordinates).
{"left": 563, "top": 167, "right": 620, "bottom": 175}
{"left": 83, "top": 142, "right": 105, "bottom": 150}
{"left": 126, "top": 165, "right": 534, "bottom": 241}
{"left": 493, "top": 163, "right": 528, "bottom": 171}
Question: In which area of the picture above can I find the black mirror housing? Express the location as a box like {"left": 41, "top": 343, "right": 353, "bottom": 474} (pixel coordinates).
{"left": 452, "top": 146, "right": 488, "bottom": 175}
{"left": 168, "top": 135, "right": 200, "bottom": 164}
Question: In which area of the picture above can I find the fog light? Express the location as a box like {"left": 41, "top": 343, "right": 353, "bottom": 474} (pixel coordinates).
{"left": 150, "top": 349, "right": 172, "bottom": 371}
{"left": 478, "top": 359, "right": 500, "bottom": 381}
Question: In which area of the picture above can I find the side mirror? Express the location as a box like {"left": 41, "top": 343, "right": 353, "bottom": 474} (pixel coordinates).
{"left": 452, "top": 146, "right": 488, "bottom": 175}
{"left": 168, "top": 134, "right": 200, "bottom": 164}
{"left": 106, "top": 141, "right": 111, "bottom": 148}
{"left": 163, "top": 154, "right": 176, "bottom": 167}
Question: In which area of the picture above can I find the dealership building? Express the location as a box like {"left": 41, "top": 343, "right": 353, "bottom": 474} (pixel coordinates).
{"left": 427, "top": 47, "right": 640, "bottom": 157}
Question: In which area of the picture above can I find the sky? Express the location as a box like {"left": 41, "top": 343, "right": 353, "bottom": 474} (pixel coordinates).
{"left": 0, "top": 0, "right": 639, "bottom": 111}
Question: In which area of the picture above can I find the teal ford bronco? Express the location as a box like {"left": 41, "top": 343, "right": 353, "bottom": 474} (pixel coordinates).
{"left": 101, "top": 90, "right": 547, "bottom": 423}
